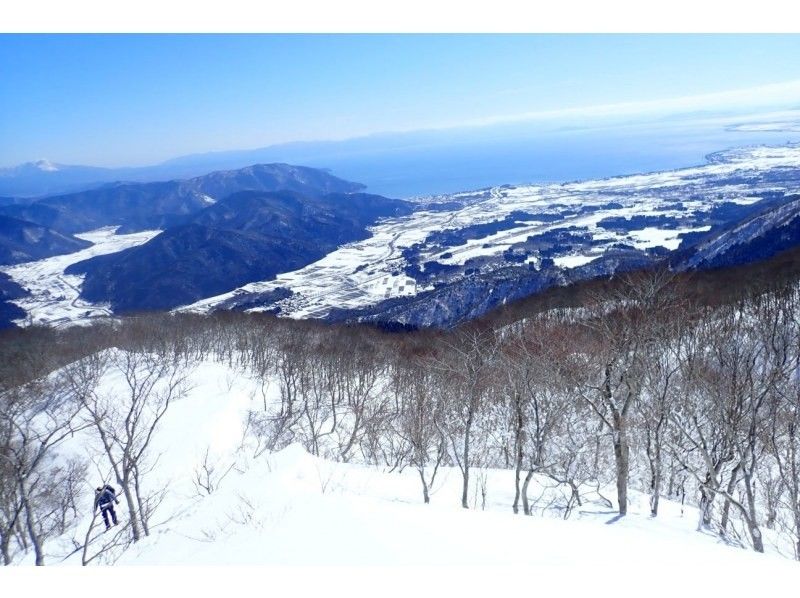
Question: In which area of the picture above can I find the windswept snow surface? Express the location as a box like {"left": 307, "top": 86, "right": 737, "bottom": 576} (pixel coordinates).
{"left": 182, "top": 144, "right": 800, "bottom": 320}
{"left": 0, "top": 227, "right": 160, "bottom": 326}
{"left": 24, "top": 354, "right": 800, "bottom": 589}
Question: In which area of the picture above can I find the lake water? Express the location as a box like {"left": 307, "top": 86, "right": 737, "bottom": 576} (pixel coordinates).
{"left": 299, "top": 120, "right": 800, "bottom": 199}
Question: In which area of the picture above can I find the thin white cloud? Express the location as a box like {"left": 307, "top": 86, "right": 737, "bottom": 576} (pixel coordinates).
{"left": 421, "top": 79, "right": 800, "bottom": 132}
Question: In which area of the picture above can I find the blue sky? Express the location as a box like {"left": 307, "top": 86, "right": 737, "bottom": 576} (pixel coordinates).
{"left": 2, "top": 34, "right": 800, "bottom": 167}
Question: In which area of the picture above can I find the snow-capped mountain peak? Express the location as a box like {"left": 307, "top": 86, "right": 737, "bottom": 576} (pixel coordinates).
{"left": 33, "top": 159, "right": 60, "bottom": 172}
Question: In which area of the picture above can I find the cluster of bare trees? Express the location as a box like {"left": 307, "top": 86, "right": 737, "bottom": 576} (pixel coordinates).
{"left": 0, "top": 374, "right": 87, "bottom": 565}
{"left": 2, "top": 269, "right": 800, "bottom": 564}
{"left": 65, "top": 349, "right": 190, "bottom": 545}
{"left": 664, "top": 289, "right": 800, "bottom": 555}
{"left": 234, "top": 272, "right": 800, "bottom": 557}
{"left": 0, "top": 331, "right": 189, "bottom": 565}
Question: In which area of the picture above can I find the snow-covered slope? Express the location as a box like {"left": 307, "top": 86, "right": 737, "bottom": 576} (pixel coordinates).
{"left": 682, "top": 195, "right": 800, "bottom": 269}
{"left": 111, "top": 445, "right": 800, "bottom": 572}
{"left": 22, "top": 352, "right": 798, "bottom": 586}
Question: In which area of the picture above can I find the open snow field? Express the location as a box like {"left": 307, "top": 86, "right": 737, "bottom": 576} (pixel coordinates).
{"left": 16, "top": 353, "right": 798, "bottom": 592}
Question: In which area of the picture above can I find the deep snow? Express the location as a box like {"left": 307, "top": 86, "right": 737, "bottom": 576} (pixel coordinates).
{"left": 12, "top": 352, "right": 795, "bottom": 592}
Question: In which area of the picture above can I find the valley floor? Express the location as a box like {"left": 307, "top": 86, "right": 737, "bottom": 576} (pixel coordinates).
{"left": 0, "top": 227, "right": 161, "bottom": 326}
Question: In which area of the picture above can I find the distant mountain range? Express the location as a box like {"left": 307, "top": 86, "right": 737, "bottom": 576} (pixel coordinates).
{"left": 5, "top": 110, "right": 800, "bottom": 200}
{"left": 0, "top": 138, "right": 382, "bottom": 198}
{"left": 0, "top": 163, "right": 387, "bottom": 325}
{"left": 0, "top": 160, "right": 116, "bottom": 197}
{"left": 0, "top": 163, "right": 364, "bottom": 235}
{"left": 3, "top": 145, "right": 800, "bottom": 329}
{"left": 181, "top": 145, "right": 800, "bottom": 328}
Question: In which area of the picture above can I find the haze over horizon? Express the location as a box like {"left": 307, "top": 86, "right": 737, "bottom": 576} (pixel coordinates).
{"left": 3, "top": 34, "right": 800, "bottom": 170}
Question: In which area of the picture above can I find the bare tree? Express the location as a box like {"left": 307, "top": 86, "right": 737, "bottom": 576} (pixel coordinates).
{"left": 500, "top": 319, "right": 571, "bottom": 515}
{"left": 327, "top": 337, "right": 382, "bottom": 462}
{"left": 433, "top": 326, "right": 499, "bottom": 509}
{"left": 394, "top": 360, "right": 445, "bottom": 503}
{"left": 67, "top": 349, "right": 189, "bottom": 543}
{"left": 635, "top": 305, "right": 689, "bottom": 517}
{"left": 771, "top": 289, "right": 800, "bottom": 559}
{"left": 0, "top": 375, "right": 88, "bottom": 565}
{"left": 668, "top": 298, "right": 783, "bottom": 552}
{"left": 570, "top": 270, "right": 678, "bottom": 516}
{"left": 193, "top": 447, "right": 236, "bottom": 497}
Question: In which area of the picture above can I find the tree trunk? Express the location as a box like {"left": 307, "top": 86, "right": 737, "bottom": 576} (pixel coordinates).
{"left": 0, "top": 506, "right": 23, "bottom": 566}
{"left": 667, "top": 460, "right": 675, "bottom": 498}
{"left": 119, "top": 476, "right": 142, "bottom": 542}
{"left": 747, "top": 521, "right": 765, "bottom": 553}
{"left": 720, "top": 464, "right": 740, "bottom": 534}
{"left": 742, "top": 470, "right": 764, "bottom": 553}
{"left": 697, "top": 472, "right": 718, "bottom": 531}
{"left": 15, "top": 519, "right": 28, "bottom": 550}
{"left": 133, "top": 470, "right": 150, "bottom": 537}
{"left": 81, "top": 512, "right": 99, "bottom": 566}
{"left": 648, "top": 443, "right": 662, "bottom": 517}
{"left": 417, "top": 468, "right": 430, "bottom": 504}
{"left": 1, "top": 533, "right": 11, "bottom": 565}
{"left": 570, "top": 481, "right": 582, "bottom": 507}
{"left": 521, "top": 469, "right": 535, "bottom": 515}
{"left": 21, "top": 499, "right": 43, "bottom": 565}
{"left": 612, "top": 416, "right": 629, "bottom": 516}
{"left": 461, "top": 408, "right": 473, "bottom": 510}
{"left": 17, "top": 479, "right": 44, "bottom": 566}
{"left": 794, "top": 497, "right": 800, "bottom": 561}
{"left": 512, "top": 409, "right": 523, "bottom": 515}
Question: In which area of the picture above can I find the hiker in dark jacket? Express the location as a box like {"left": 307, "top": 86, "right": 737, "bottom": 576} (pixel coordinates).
{"left": 94, "top": 484, "right": 120, "bottom": 530}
